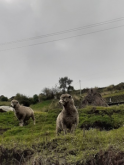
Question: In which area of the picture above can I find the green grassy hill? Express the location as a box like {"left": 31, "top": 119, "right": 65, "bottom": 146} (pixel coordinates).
{"left": 1, "top": 99, "right": 124, "bottom": 164}
{"left": 102, "top": 90, "right": 124, "bottom": 103}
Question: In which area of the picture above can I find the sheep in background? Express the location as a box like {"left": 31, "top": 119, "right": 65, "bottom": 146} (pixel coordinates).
{"left": 56, "top": 94, "right": 79, "bottom": 135}
{"left": 11, "top": 100, "right": 35, "bottom": 126}
{"left": 0, "top": 106, "right": 14, "bottom": 112}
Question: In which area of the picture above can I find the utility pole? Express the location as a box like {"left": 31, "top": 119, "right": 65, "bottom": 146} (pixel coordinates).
{"left": 79, "top": 80, "right": 82, "bottom": 108}
{"left": 79, "top": 80, "right": 81, "bottom": 96}
{"left": 79, "top": 80, "right": 85, "bottom": 136}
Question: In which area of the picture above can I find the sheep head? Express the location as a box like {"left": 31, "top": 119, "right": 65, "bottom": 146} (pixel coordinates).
{"left": 59, "top": 94, "right": 74, "bottom": 106}
{"left": 11, "top": 100, "right": 19, "bottom": 109}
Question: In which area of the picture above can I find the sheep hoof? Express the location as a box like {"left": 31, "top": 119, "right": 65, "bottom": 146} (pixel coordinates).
{"left": 19, "top": 123, "right": 23, "bottom": 127}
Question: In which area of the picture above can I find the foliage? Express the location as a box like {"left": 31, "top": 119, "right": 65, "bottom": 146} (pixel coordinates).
{"left": 79, "top": 105, "right": 124, "bottom": 130}
{"left": 41, "top": 85, "right": 61, "bottom": 100}
{"left": 51, "top": 84, "right": 62, "bottom": 98}
{"left": 103, "top": 91, "right": 124, "bottom": 102}
{"left": 14, "top": 93, "right": 32, "bottom": 106}
{"left": 104, "top": 84, "right": 115, "bottom": 91}
{"left": 0, "top": 95, "right": 8, "bottom": 101}
{"left": 103, "top": 82, "right": 124, "bottom": 92}
{"left": 2, "top": 80, "right": 124, "bottom": 164}
{"left": 59, "top": 76, "right": 73, "bottom": 93}
{"left": 68, "top": 85, "right": 74, "bottom": 92}
{"left": 42, "top": 87, "right": 54, "bottom": 100}
{"left": 115, "top": 82, "right": 124, "bottom": 90}
{"left": 12, "top": 93, "right": 40, "bottom": 106}
{"left": 32, "top": 94, "right": 39, "bottom": 104}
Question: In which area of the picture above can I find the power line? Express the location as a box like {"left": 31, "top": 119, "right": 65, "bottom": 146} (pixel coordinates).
{"left": 1, "top": 16, "right": 124, "bottom": 46}
{"left": 0, "top": 24, "right": 124, "bottom": 52}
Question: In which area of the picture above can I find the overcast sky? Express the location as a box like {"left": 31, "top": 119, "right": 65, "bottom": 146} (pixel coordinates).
{"left": 0, "top": 0, "right": 124, "bottom": 98}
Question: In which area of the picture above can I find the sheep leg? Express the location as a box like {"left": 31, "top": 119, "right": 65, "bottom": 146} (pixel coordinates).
{"left": 31, "top": 115, "right": 35, "bottom": 125}
{"left": 70, "top": 124, "right": 76, "bottom": 134}
{"left": 56, "top": 127, "right": 61, "bottom": 136}
{"left": 62, "top": 124, "right": 67, "bottom": 135}
{"left": 19, "top": 119, "right": 24, "bottom": 127}
{"left": 19, "top": 115, "right": 26, "bottom": 126}
{"left": 63, "top": 128, "right": 67, "bottom": 135}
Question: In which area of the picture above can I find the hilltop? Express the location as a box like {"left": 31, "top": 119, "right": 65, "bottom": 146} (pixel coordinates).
{"left": 0, "top": 83, "right": 124, "bottom": 164}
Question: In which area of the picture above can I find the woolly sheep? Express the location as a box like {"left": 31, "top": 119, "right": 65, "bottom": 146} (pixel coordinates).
{"left": 11, "top": 100, "right": 35, "bottom": 126}
{"left": 56, "top": 94, "right": 79, "bottom": 135}
{"left": 0, "top": 106, "right": 14, "bottom": 112}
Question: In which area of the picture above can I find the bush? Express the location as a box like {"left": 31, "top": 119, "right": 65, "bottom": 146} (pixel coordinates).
{"left": 14, "top": 93, "right": 31, "bottom": 106}
{"left": 0, "top": 95, "right": 8, "bottom": 101}
{"left": 79, "top": 106, "right": 124, "bottom": 130}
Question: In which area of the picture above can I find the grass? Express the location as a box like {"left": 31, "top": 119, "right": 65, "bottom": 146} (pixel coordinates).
{"left": 1, "top": 100, "right": 124, "bottom": 164}
{"left": 102, "top": 90, "right": 124, "bottom": 103}
{"left": 103, "top": 90, "right": 124, "bottom": 98}
{"left": 31, "top": 100, "right": 53, "bottom": 110}
{"left": 0, "top": 101, "right": 10, "bottom": 106}
{"left": 79, "top": 105, "right": 124, "bottom": 130}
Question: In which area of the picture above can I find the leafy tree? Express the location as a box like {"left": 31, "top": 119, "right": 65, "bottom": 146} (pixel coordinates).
{"left": 115, "top": 82, "right": 124, "bottom": 90}
{"left": 38, "top": 93, "right": 46, "bottom": 102}
{"left": 41, "top": 85, "right": 61, "bottom": 100}
{"left": 51, "top": 84, "right": 61, "bottom": 98}
{"left": 33, "top": 94, "right": 39, "bottom": 104}
{"left": 67, "top": 85, "right": 74, "bottom": 92}
{"left": 59, "top": 77, "right": 73, "bottom": 93}
{"left": 42, "top": 87, "right": 54, "bottom": 100}
{"left": 14, "top": 93, "right": 31, "bottom": 106}
{"left": 105, "top": 84, "right": 115, "bottom": 91}
{"left": 0, "top": 95, "right": 8, "bottom": 101}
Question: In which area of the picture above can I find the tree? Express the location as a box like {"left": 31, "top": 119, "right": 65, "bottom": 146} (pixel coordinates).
{"left": 42, "top": 87, "right": 54, "bottom": 99}
{"left": 38, "top": 93, "right": 46, "bottom": 102}
{"left": 33, "top": 94, "right": 39, "bottom": 104}
{"left": 14, "top": 93, "right": 31, "bottom": 106}
{"left": 67, "top": 85, "right": 74, "bottom": 92}
{"left": 51, "top": 84, "right": 61, "bottom": 99}
{"left": 59, "top": 77, "right": 73, "bottom": 93}
{"left": 0, "top": 95, "right": 8, "bottom": 101}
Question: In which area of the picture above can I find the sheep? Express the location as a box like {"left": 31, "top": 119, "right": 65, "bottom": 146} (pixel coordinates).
{"left": 0, "top": 106, "right": 14, "bottom": 112}
{"left": 11, "top": 99, "right": 35, "bottom": 126}
{"left": 56, "top": 94, "right": 79, "bottom": 135}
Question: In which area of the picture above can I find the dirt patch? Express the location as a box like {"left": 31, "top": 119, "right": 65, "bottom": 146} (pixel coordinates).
{"left": 0, "top": 146, "right": 34, "bottom": 165}
{"left": 1, "top": 141, "right": 124, "bottom": 165}
{"left": 80, "top": 121, "right": 113, "bottom": 130}
{"left": 86, "top": 147, "right": 124, "bottom": 165}
{"left": 24, "top": 147, "right": 124, "bottom": 165}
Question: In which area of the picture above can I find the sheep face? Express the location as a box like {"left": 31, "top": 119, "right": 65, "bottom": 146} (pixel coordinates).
{"left": 59, "top": 94, "right": 73, "bottom": 106}
{"left": 11, "top": 100, "right": 19, "bottom": 109}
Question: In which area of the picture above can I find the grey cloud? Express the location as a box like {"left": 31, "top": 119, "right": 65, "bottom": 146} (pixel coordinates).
{"left": 0, "top": 0, "right": 124, "bottom": 97}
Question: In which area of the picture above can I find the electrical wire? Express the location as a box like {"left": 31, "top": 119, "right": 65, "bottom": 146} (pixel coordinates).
{"left": 1, "top": 16, "right": 124, "bottom": 46}
{"left": 0, "top": 23, "right": 124, "bottom": 52}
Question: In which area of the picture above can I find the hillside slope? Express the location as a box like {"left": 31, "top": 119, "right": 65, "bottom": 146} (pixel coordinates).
{"left": 0, "top": 100, "right": 124, "bottom": 164}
